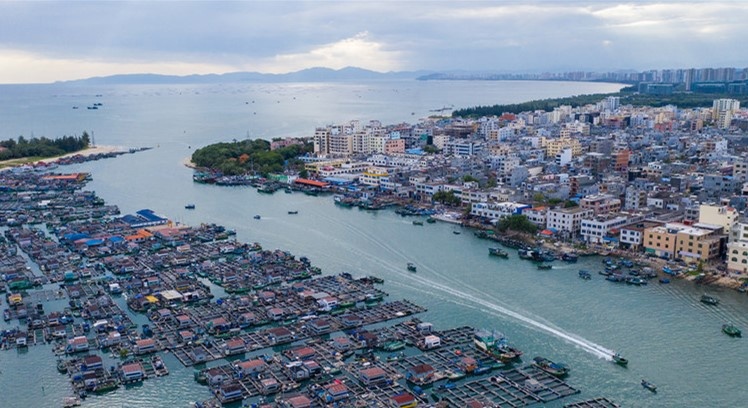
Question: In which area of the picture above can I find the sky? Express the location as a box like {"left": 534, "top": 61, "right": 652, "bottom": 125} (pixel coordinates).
{"left": 1, "top": 1, "right": 747, "bottom": 84}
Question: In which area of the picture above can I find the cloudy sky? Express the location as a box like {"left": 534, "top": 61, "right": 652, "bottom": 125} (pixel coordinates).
{"left": 1, "top": 1, "right": 746, "bottom": 84}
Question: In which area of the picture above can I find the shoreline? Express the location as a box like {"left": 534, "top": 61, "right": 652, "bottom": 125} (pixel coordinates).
{"left": 0, "top": 145, "right": 129, "bottom": 170}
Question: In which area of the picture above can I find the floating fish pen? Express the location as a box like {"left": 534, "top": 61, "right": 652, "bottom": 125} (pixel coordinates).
{"left": 564, "top": 397, "right": 621, "bottom": 408}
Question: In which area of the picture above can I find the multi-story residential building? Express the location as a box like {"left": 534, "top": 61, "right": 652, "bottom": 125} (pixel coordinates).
{"left": 522, "top": 206, "right": 548, "bottom": 228}
{"left": 546, "top": 207, "right": 593, "bottom": 237}
{"left": 620, "top": 221, "right": 663, "bottom": 250}
{"left": 674, "top": 226, "right": 723, "bottom": 264}
{"left": 580, "top": 214, "right": 630, "bottom": 244}
{"left": 698, "top": 204, "right": 739, "bottom": 238}
{"left": 624, "top": 186, "right": 648, "bottom": 210}
{"left": 359, "top": 167, "right": 390, "bottom": 187}
{"left": 542, "top": 136, "right": 582, "bottom": 158}
{"left": 643, "top": 223, "right": 684, "bottom": 259}
{"left": 470, "top": 202, "right": 531, "bottom": 221}
{"left": 579, "top": 194, "right": 622, "bottom": 216}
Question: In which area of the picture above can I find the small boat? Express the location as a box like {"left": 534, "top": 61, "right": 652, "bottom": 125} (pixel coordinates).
{"left": 426, "top": 217, "right": 436, "bottom": 224}
{"left": 532, "top": 356, "right": 569, "bottom": 377}
{"left": 641, "top": 379, "right": 657, "bottom": 392}
{"left": 284, "top": 188, "right": 293, "bottom": 194}
{"left": 700, "top": 294, "right": 719, "bottom": 305}
{"left": 488, "top": 247, "right": 509, "bottom": 258}
{"left": 722, "top": 323, "right": 742, "bottom": 337}
{"left": 578, "top": 270, "right": 591, "bottom": 280}
{"left": 537, "top": 263, "right": 552, "bottom": 270}
{"left": 287, "top": 210, "right": 298, "bottom": 214}
{"left": 185, "top": 204, "right": 195, "bottom": 209}
{"left": 452, "top": 230, "right": 461, "bottom": 235}
{"left": 659, "top": 278, "right": 670, "bottom": 284}
{"left": 253, "top": 215, "right": 261, "bottom": 220}
{"left": 561, "top": 253, "right": 578, "bottom": 263}
{"left": 407, "top": 263, "right": 417, "bottom": 272}
{"left": 412, "top": 220, "right": 424, "bottom": 226}
{"left": 612, "top": 353, "right": 628, "bottom": 366}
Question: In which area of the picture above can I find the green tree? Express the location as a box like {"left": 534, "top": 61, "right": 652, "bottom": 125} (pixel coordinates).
{"left": 495, "top": 214, "right": 538, "bottom": 234}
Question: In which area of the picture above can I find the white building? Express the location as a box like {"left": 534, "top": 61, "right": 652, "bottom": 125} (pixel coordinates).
{"left": 546, "top": 207, "right": 594, "bottom": 236}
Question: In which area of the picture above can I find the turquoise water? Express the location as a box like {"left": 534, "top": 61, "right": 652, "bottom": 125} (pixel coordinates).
{"left": 2, "top": 80, "right": 747, "bottom": 407}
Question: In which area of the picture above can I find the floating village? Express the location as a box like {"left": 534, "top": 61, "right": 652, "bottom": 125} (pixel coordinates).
{"left": 0, "top": 164, "right": 634, "bottom": 408}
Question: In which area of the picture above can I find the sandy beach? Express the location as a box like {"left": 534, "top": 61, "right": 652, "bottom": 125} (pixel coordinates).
{"left": 0, "top": 145, "right": 128, "bottom": 170}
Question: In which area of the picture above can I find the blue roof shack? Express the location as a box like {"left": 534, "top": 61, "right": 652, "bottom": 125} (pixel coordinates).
{"left": 121, "top": 209, "right": 168, "bottom": 228}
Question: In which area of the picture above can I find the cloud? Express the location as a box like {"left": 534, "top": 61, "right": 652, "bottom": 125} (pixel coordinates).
{"left": 256, "top": 32, "right": 404, "bottom": 73}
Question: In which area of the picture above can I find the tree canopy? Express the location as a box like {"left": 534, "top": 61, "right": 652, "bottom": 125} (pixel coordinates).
{"left": 0, "top": 132, "right": 90, "bottom": 161}
{"left": 495, "top": 214, "right": 538, "bottom": 235}
{"left": 191, "top": 138, "right": 312, "bottom": 176}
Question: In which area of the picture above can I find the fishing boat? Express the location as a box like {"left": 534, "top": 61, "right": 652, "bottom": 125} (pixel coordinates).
{"left": 452, "top": 230, "right": 461, "bottom": 235}
{"left": 537, "top": 263, "right": 552, "bottom": 270}
{"left": 488, "top": 247, "right": 509, "bottom": 258}
{"left": 659, "top": 278, "right": 670, "bottom": 284}
{"left": 612, "top": 353, "right": 628, "bottom": 366}
{"left": 532, "top": 356, "right": 569, "bottom": 377}
{"left": 700, "top": 294, "right": 720, "bottom": 305}
{"left": 641, "top": 379, "right": 657, "bottom": 392}
{"left": 412, "top": 220, "right": 424, "bottom": 226}
{"left": 578, "top": 270, "right": 592, "bottom": 280}
{"left": 722, "top": 323, "right": 742, "bottom": 337}
{"left": 185, "top": 204, "right": 196, "bottom": 209}
{"left": 380, "top": 340, "right": 406, "bottom": 352}
{"left": 426, "top": 217, "right": 436, "bottom": 224}
{"left": 287, "top": 210, "right": 298, "bottom": 214}
{"left": 253, "top": 215, "right": 261, "bottom": 220}
{"left": 518, "top": 248, "right": 535, "bottom": 260}
{"left": 561, "top": 253, "right": 578, "bottom": 263}
{"left": 407, "top": 263, "right": 417, "bottom": 272}
{"left": 473, "top": 329, "right": 523, "bottom": 362}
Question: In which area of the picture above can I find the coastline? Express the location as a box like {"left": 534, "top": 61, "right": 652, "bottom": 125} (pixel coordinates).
{"left": 0, "top": 145, "right": 128, "bottom": 170}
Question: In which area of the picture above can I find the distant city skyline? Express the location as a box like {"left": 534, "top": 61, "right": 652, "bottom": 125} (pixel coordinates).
{"left": 1, "top": 1, "right": 747, "bottom": 84}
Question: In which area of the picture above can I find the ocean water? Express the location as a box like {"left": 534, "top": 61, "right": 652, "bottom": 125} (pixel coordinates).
{"left": 2, "top": 80, "right": 747, "bottom": 408}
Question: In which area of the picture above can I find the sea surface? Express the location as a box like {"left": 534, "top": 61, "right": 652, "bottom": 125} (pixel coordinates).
{"left": 1, "top": 80, "right": 747, "bottom": 408}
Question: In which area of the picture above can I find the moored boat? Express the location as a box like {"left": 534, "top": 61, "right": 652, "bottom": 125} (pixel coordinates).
{"left": 488, "top": 247, "right": 509, "bottom": 258}
{"left": 532, "top": 356, "right": 569, "bottom": 377}
{"left": 700, "top": 294, "right": 719, "bottom": 305}
{"left": 561, "top": 253, "right": 578, "bottom": 263}
{"left": 722, "top": 323, "right": 741, "bottom": 337}
{"left": 474, "top": 329, "right": 523, "bottom": 362}
{"left": 641, "top": 379, "right": 657, "bottom": 392}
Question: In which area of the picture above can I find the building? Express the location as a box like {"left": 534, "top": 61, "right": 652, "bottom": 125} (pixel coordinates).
{"left": 699, "top": 204, "right": 738, "bottom": 238}
{"left": 546, "top": 207, "right": 594, "bottom": 237}
{"left": 579, "top": 194, "right": 622, "bottom": 216}
{"left": 580, "top": 214, "right": 631, "bottom": 244}
{"left": 470, "top": 202, "right": 531, "bottom": 221}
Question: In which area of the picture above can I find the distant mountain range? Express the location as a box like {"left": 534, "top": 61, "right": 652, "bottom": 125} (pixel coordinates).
{"left": 60, "top": 67, "right": 435, "bottom": 85}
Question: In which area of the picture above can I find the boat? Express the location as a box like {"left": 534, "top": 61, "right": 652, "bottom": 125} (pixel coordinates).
{"left": 380, "top": 340, "right": 406, "bottom": 352}
{"left": 426, "top": 217, "right": 436, "bottom": 224}
{"left": 412, "top": 220, "right": 424, "bottom": 226}
{"left": 561, "top": 253, "right": 578, "bottom": 263}
{"left": 612, "top": 353, "right": 628, "bottom": 366}
{"left": 578, "top": 270, "right": 591, "bottom": 280}
{"left": 473, "top": 329, "right": 523, "bottom": 362}
{"left": 532, "top": 356, "right": 569, "bottom": 377}
{"left": 518, "top": 248, "right": 535, "bottom": 260}
{"left": 185, "top": 204, "right": 195, "bottom": 209}
{"left": 722, "top": 323, "right": 742, "bottom": 337}
{"left": 537, "top": 263, "right": 552, "bottom": 270}
{"left": 253, "top": 215, "right": 261, "bottom": 220}
{"left": 452, "top": 230, "right": 461, "bottom": 235}
{"left": 659, "top": 278, "right": 670, "bottom": 284}
{"left": 284, "top": 188, "right": 293, "bottom": 194}
{"left": 63, "top": 396, "right": 81, "bottom": 407}
{"left": 700, "top": 294, "right": 720, "bottom": 305}
{"left": 488, "top": 247, "right": 509, "bottom": 258}
{"left": 641, "top": 379, "right": 657, "bottom": 392}
{"left": 287, "top": 210, "right": 298, "bottom": 214}
{"left": 407, "top": 263, "right": 417, "bottom": 272}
